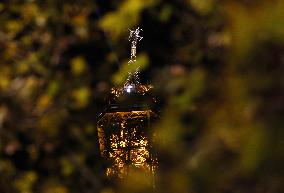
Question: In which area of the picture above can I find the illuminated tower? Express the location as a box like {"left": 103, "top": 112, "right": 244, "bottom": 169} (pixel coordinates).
{"left": 97, "top": 28, "right": 158, "bottom": 179}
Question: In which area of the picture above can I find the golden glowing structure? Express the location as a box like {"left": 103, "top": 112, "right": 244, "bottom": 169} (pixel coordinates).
{"left": 97, "top": 27, "right": 158, "bottom": 179}
{"left": 97, "top": 109, "right": 158, "bottom": 178}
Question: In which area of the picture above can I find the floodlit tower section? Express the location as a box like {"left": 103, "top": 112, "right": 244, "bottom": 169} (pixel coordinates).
{"left": 97, "top": 27, "right": 158, "bottom": 179}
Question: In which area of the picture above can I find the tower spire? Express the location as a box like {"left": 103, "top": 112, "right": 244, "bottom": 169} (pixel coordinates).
{"left": 128, "top": 27, "right": 143, "bottom": 63}
{"left": 124, "top": 27, "right": 143, "bottom": 92}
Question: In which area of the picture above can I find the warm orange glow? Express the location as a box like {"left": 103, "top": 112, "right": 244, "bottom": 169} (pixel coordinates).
{"left": 97, "top": 110, "right": 158, "bottom": 178}
{"left": 110, "top": 84, "right": 153, "bottom": 97}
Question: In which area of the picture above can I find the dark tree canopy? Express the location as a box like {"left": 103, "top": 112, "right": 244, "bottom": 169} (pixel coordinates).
{"left": 0, "top": 0, "right": 283, "bottom": 193}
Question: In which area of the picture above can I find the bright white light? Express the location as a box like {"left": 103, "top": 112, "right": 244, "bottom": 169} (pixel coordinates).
{"left": 126, "top": 85, "right": 134, "bottom": 93}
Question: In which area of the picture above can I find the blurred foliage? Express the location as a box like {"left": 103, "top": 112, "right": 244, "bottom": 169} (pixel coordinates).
{"left": 0, "top": 0, "right": 284, "bottom": 193}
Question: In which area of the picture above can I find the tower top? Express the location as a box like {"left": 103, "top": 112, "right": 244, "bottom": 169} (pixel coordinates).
{"left": 128, "top": 27, "right": 143, "bottom": 63}
{"left": 123, "top": 27, "right": 143, "bottom": 92}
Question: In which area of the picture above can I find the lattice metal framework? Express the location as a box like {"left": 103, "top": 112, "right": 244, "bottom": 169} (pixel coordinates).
{"left": 97, "top": 27, "right": 158, "bottom": 179}
{"left": 97, "top": 110, "right": 158, "bottom": 178}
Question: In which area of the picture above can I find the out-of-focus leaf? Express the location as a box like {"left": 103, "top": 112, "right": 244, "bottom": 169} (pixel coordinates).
{"left": 60, "top": 158, "right": 75, "bottom": 176}
{"left": 189, "top": 0, "right": 215, "bottom": 15}
{"left": 99, "top": 0, "right": 157, "bottom": 39}
{"left": 112, "top": 53, "right": 149, "bottom": 85}
{"left": 47, "top": 81, "right": 60, "bottom": 96}
{"left": 5, "top": 20, "right": 23, "bottom": 37}
{"left": 225, "top": 1, "right": 284, "bottom": 60}
{"left": 71, "top": 86, "right": 91, "bottom": 108}
{"left": 159, "top": 5, "right": 172, "bottom": 22}
{"left": 70, "top": 56, "right": 87, "bottom": 76}
{"left": 240, "top": 127, "right": 267, "bottom": 174}
{"left": 14, "top": 171, "right": 37, "bottom": 193}
{"left": 43, "top": 184, "right": 68, "bottom": 193}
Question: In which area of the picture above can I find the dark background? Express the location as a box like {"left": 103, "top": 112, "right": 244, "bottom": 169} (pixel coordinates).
{"left": 0, "top": 0, "right": 283, "bottom": 193}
